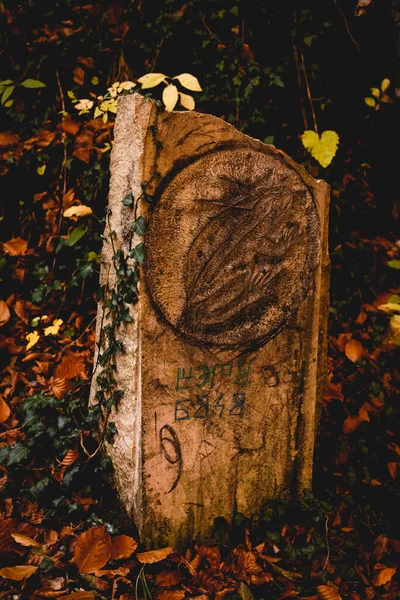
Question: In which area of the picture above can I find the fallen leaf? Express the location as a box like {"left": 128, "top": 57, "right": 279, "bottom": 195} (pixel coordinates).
{"left": 238, "top": 581, "right": 255, "bottom": 600}
{"left": 372, "top": 566, "right": 396, "bottom": 586}
{"left": 2, "top": 237, "right": 28, "bottom": 256}
{"left": 10, "top": 532, "right": 42, "bottom": 547}
{"left": 343, "top": 403, "right": 370, "bottom": 434}
{"left": 0, "top": 396, "right": 11, "bottom": 423}
{"left": 60, "top": 594, "right": 95, "bottom": 599}
{"left": 387, "top": 462, "right": 397, "bottom": 479}
{"left": 0, "top": 300, "right": 11, "bottom": 327}
{"left": 56, "top": 352, "right": 88, "bottom": 380}
{"left": 63, "top": 205, "right": 93, "bottom": 218}
{"left": 57, "top": 448, "right": 79, "bottom": 467}
{"left": 155, "top": 592, "right": 185, "bottom": 600}
{"left": 137, "top": 546, "right": 174, "bottom": 564}
{"left": 110, "top": 534, "right": 138, "bottom": 560}
{"left": 0, "top": 565, "right": 38, "bottom": 580}
{"left": 345, "top": 339, "right": 364, "bottom": 362}
{"left": 26, "top": 331, "right": 40, "bottom": 350}
{"left": 0, "top": 132, "right": 19, "bottom": 146}
{"left": 155, "top": 570, "right": 182, "bottom": 588}
{"left": 44, "top": 319, "right": 63, "bottom": 336}
{"left": 316, "top": 585, "right": 342, "bottom": 600}
{"left": 74, "top": 525, "right": 111, "bottom": 574}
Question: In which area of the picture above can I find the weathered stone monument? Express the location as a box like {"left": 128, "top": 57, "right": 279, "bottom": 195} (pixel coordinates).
{"left": 90, "top": 94, "right": 330, "bottom": 548}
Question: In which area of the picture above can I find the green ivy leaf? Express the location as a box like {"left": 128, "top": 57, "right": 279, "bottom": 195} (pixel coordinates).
{"left": 66, "top": 226, "right": 88, "bottom": 246}
{"left": 131, "top": 216, "right": 146, "bottom": 236}
{"left": 122, "top": 191, "right": 134, "bottom": 207}
{"left": 238, "top": 582, "right": 255, "bottom": 600}
{"left": 7, "top": 443, "right": 30, "bottom": 466}
{"left": 130, "top": 243, "right": 145, "bottom": 264}
{"left": 21, "top": 79, "right": 46, "bottom": 88}
{"left": 79, "top": 263, "right": 93, "bottom": 279}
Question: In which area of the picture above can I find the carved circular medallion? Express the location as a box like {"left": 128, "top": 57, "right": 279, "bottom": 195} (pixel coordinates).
{"left": 144, "top": 145, "right": 320, "bottom": 348}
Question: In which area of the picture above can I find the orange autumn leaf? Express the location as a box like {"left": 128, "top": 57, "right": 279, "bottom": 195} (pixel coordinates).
{"left": 345, "top": 339, "right": 364, "bottom": 362}
{"left": 316, "top": 585, "right": 342, "bottom": 600}
{"left": 0, "top": 396, "right": 11, "bottom": 423}
{"left": 0, "top": 565, "right": 38, "bottom": 580}
{"left": 110, "top": 534, "right": 138, "bottom": 560}
{"left": 387, "top": 462, "right": 397, "bottom": 479}
{"left": 155, "top": 591, "right": 185, "bottom": 600}
{"left": 56, "top": 351, "right": 88, "bottom": 380}
{"left": 372, "top": 566, "right": 396, "bottom": 586}
{"left": 0, "top": 300, "right": 10, "bottom": 327}
{"left": 155, "top": 570, "right": 182, "bottom": 588}
{"left": 137, "top": 547, "right": 174, "bottom": 564}
{"left": 10, "top": 532, "right": 42, "bottom": 547}
{"left": 343, "top": 403, "right": 370, "bottom": 434}
{"left": 61, "top": 594, "right": 95, "bottom": 600}
{"left": 73, "top": 525, "right": 111, "bottom": 574}
{"left": 57, "top": 448, "right": 79, "bottom": 467}
{"left": 0, "top": 132, "right": 20, "bottom": 146}
{"left": 2, "top": 237, "right": 28, "bottom": 256}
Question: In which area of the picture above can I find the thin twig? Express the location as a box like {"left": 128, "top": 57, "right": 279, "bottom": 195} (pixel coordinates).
{"left": 300, "top": 51, "right": 319, "bottom": 134}
{"left": 55, "top": 69, "right": 67, "bottom": 235}
{"left": 316, "top": 515, "right": 331, "bottom": 577}
{"left": 332, "top": 0, "right": 361, "bottom": 51}
{"left": 60, "top": 316, "right": 97, "bottom": 354}
{"left": 292, "top": 38, "right": 309, "bottom": 130}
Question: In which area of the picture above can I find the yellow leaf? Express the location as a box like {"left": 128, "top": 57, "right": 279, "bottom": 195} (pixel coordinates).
{"left": 390, "top": 314, "right": 400, "bottom": 332}
{"left": 179, "top": 92, "right": 195, "bottom": 110}
{"left": 173, "top": 73, "right": 202, "bottom": 92}
{"left": 11, "top": 533, "right": 42, "bottom": 547}
{"left": 302, "top": 130, "right": 339, "bottom": 168}
{"left": 63, "top": 205, "right": 93, "bottom": 218}
{"left": 364, "top": 97, "right": 376, "bottom": 108}
{"left": 378, "top": 303, "right": 400, "bottom": 314}
{"left": 37, "top": 165, "right": 46, "bottom": 175}
{"left": 26, "top": 331, "right": 40, "bottom": 350}
{"left": 94, "top": 106, "right": 102, "bottom": 119}
{"left": 137, "top": 73, "right": 167, "bottom": 89}
{"left": 301, "top": 130, "right": 319, "bottom": 151}
{"left": 381, "top": 78, "right": 390, "bottom": 92}
{"left": 370, "top": 87, "right": 380, "bottom": 98}
{"left": 162, "top": 84, "right": 179, "bottom": 112}
{"left": 91, "top": 76, "right": 99, "bottom": 85}
{"left": 44, "top": 319, "right": 63, "bottom": 336}
{"left": 372, "top": 566, "right": 396, "bottom": 586}
{"left": 0, "top": 565, "right": 38, "bottom": 580}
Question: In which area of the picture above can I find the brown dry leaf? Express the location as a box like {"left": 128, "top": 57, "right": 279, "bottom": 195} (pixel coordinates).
{"left": 57, "top": 448, "right": 78, "bottom": 467}
{"left": 372, "top": 566, "right": 396, "bottom": 586}
{"left": 0, "top": 564, "right": 38, "bottom": 580}
{"left": 316, "top": 585, "right": 342, "bottom": 600}
{"left": 48, "top": 377, "right": 70, "bottom": 399}
{"left": 56, "top": 351, "right": 88, "bottom": 380}
{"left": 0, "top": 132, "right": 20, "bottom": 146}
{"left": 61, "top": 116, "right": 80, "bottom": 135}
{"left": 155, "top": 592, "right": 186, "bottom": 600}
{"left": 345, "top": 339, "right": 364, "bottom": 362}
{"left": 44, "top": 529, "right": 59, "bottom": 546}
{"left": 197, "top": 545, "right": 221, "bottom": 569}
{"left": 137, "top": 546, "right": 174, "bottom": 564}
{"left": 60, "top": 593, "right": 95, "bottom": 599}
{"left": 74, "top": 525, "right": 111, "bottom": 574}
{"left": 10, "top": 532, "right": 42, "bottom": 547}
{"left": 387, "top": 462, "right": 397, "bottom": 479}
{"left": 73, "top": 67, "right": 85, "bottom": 85}
{"left": 0, "top": 300, "right": 11, "bottom": 327}
{"left": 0, "top": 396, "right": 11, "bottom": 423}
{"left": 3, "top": 237, "right": 28, "bottom": 256}
{"left": 343, "top": 403, "right": 370, "bottom": 434}
{"left": 94, "top": 565, "right": 131, "bottom": 578}
{"left": 110, "top": 534, "right": 138, "bottom": 560}
{"left": 155, "top": 570, "right": 182, "bottom": 588}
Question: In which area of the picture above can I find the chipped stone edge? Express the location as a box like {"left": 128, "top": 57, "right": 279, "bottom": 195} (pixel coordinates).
{"left": 89, "top": 94, "right": 154, "bottom": 531}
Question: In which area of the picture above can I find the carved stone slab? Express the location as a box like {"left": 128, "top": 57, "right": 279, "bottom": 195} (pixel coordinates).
{"left": 90, "top": 94, "right": 330, "bottom": 548}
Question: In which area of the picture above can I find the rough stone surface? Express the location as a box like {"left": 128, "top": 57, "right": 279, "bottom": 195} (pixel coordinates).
{"left": 90, "top": 94, "right": 330, "bottom": 549}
